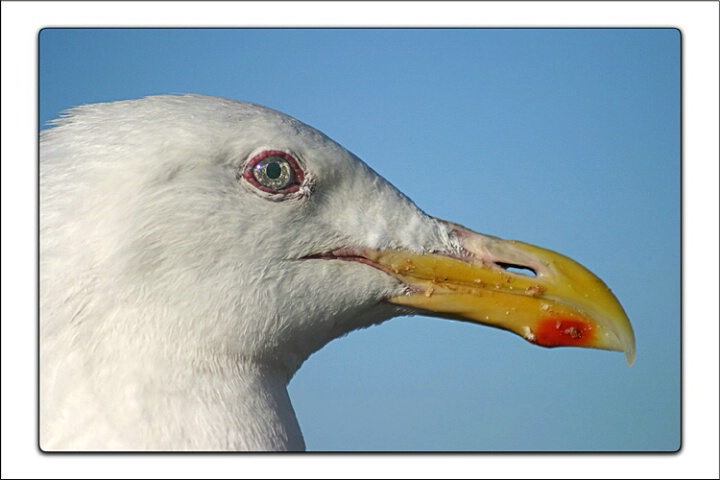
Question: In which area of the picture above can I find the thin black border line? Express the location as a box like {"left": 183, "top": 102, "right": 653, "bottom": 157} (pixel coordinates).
{"left": 37, "top": 26, "right": 683, "bottom": 454}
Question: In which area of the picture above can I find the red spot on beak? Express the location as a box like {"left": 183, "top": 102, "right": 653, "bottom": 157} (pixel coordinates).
{"left": 535, "top": 317, "right": 596, "bottom": 348}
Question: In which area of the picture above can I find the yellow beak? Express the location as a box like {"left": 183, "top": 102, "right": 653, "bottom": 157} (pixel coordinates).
{"left": 371, "top": 223, "right": 636, "bottom": 366}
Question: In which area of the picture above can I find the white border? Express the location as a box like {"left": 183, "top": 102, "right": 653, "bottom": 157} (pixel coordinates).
{"left": 3, "top": 2, "right": 718, "bottom": 478}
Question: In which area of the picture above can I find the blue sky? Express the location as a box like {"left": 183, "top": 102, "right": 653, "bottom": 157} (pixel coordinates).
{"left": 39, "top": 28, "right": 680, "bottom": 452}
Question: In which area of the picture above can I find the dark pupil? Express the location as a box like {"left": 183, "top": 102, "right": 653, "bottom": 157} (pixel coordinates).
{"left": 265, "top": 161, "right": 282, "bottom": 179}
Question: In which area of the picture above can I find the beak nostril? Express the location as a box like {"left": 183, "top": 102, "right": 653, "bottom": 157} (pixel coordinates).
{"left": 496, "top": 262, "right": 537, "bottom": 278}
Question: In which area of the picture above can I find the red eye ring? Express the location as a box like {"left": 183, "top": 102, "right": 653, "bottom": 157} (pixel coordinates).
{"left": 242, "top": 150, "right": 305, "bottom": 195}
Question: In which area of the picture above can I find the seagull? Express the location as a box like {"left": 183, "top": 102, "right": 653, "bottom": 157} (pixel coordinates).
{"left": 40, "top": 94, "right": 635, "bottom": 451}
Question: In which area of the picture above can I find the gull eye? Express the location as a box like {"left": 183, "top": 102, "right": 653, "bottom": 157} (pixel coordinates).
{"left": 254, "top": 156, "right": 293, "bottom": 190}
{"left": 242, "top": 150, "right": 305, "bottom": 196}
